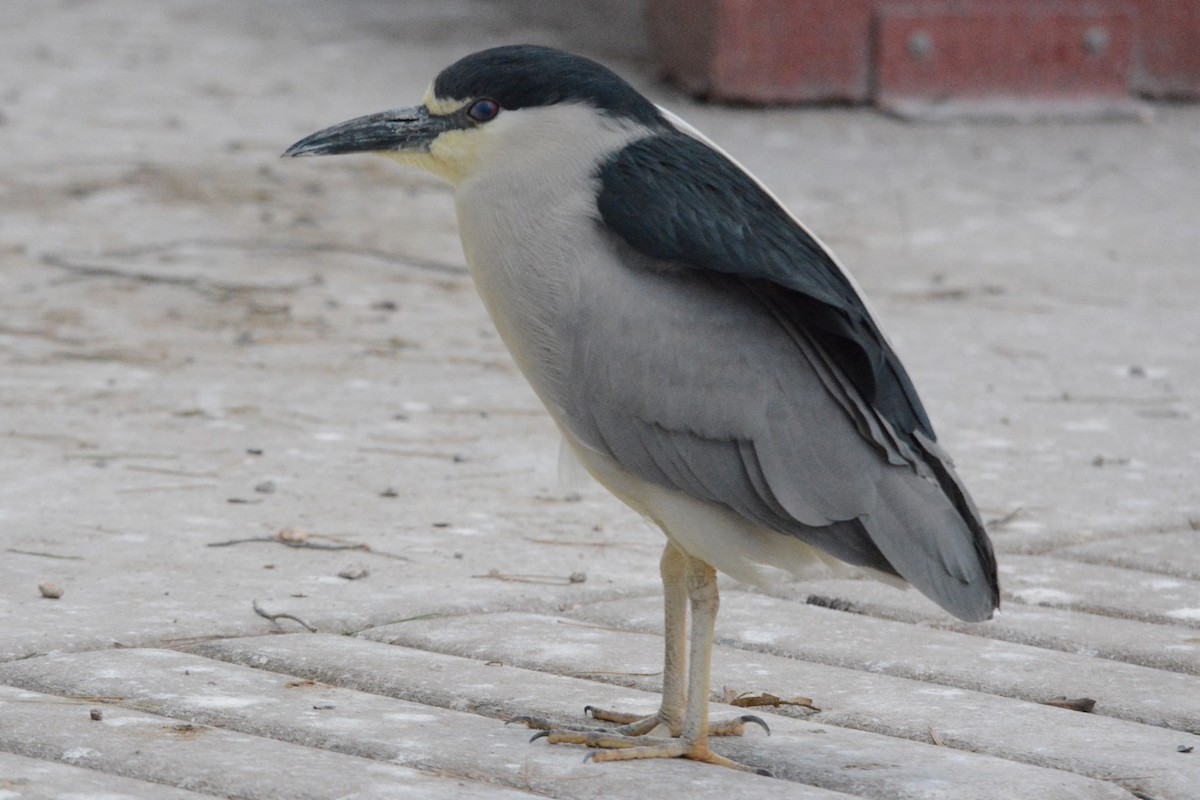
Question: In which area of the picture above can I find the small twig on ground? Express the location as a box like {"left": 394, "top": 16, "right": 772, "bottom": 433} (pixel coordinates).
{"left": 1040, "top": 696, "right": 1097, "bottom": 713}
{"left": 473, "top": 569, "right": 586, "bottom": 585}
{"left": 252, "top": 599, "right": 317, "bottom": 632}
{"left": 570, "top": 668, "right": 663, "bottom": 678}
{"left": 7, "top": 548, "right": 83, "bottom": 561}
{"left": 41, "top": 252, "right": 322, "bottom": 298}
{"left": 207, "top": 528, "right": 407, "bottom": 560}
{"left": 208, "top": 535, "right": 364, "bottom": 550}
{"left": 102, "top": 237, "right": 468, "bottom": 277}
{"left": 124, "top": 464, "right": 219, "bottom": 478}
{"left": 720, "top": 689, "right": 820, "bottom": 713}
{"left": 523, "top": 536, "right": 648, "bottom": 551}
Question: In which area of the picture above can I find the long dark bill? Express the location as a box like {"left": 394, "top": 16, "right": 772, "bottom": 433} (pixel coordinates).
{"left": 283, "top": 105, "right": 457, "bottom": 158}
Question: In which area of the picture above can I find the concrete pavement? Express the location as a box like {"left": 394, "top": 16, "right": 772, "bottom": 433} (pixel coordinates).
{"left": 2, "top": 1, "right": 1198, "bottom": 797}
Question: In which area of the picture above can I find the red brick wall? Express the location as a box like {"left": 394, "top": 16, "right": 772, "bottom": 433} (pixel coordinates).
{"left": 646, "top": 0, "right": 1200, "bottom": 104}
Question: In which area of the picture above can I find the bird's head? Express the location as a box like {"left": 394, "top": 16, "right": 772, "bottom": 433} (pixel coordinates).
{"left": 283, "top": 45, "right": 667, "bottom": 186}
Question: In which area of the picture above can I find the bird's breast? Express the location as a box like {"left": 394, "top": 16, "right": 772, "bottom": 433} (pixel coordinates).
{"left": 453, "top": 175, "right": 603, "bottom": 420}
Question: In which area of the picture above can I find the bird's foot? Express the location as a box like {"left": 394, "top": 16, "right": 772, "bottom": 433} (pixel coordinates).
{"left": 506, "top": 711, "right": 662, "bottom": 741}
{"left": 510, "top": 708, "right": 770, "bottom": 773}
{"left": 510, "top": 707, "right": 768, "bottom": 739}
{"left": 581, "top": 705, "right": 767, "bottom": 738}
{"left": 535, "top": 728, "right": 769, "bottom": 774}
{"left": 506, "top": 714, "right": 599, "bottom": 734}
{"left": 583, "top": 705, "right": 673, "bottom": 736}
{"left": 508, "top": 708, "right": 674, "bottom": 737}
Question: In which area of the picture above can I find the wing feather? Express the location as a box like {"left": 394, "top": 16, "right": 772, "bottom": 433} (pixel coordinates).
{"left": 565, "top": 129, "right": 999, "bottom": 620}
{"left": 597, "top": 132, "right": 933, "bottom": 440}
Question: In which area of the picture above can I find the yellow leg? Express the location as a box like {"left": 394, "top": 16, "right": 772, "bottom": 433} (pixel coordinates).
{"left": 530, "top": 548, "right": 769, "bottom": 774}
{"left": 584, "top": 543, "right": 687, "bottom": 736}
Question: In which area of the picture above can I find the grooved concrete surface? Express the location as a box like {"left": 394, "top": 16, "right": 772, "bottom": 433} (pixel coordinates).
{"left": 2, "top": 2, "right": 1199, "bottom": 798}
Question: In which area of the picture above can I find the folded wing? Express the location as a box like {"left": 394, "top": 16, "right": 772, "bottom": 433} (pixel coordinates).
{"left": 558, "top": 130, "right": 999, "bottom": 621}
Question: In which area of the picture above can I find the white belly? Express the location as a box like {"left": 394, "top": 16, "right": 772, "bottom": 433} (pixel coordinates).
{"left": 561, "top": 432, "right": 846, "bottom": 589}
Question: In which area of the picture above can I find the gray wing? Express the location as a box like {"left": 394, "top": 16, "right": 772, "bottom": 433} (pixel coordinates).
{"left": 563, "top": 132, "right": 998, "bottom": 621}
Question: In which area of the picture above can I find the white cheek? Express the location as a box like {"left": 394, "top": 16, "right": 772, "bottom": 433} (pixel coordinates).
{"left": 377, "top": 150, "right": 457, "bottom": 184}
{"left": 427, "top": 130, "right": 483, "bottom": 183}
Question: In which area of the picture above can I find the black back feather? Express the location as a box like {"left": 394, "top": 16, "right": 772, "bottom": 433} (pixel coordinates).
{"left": 596, "top": 132, "right": 936, "bottom": 443}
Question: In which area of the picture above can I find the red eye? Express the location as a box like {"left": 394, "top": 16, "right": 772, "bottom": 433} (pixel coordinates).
{"left": 467, "top": 98, "right": 500, "bottom": 123}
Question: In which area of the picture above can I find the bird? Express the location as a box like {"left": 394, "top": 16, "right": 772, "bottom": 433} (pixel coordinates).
{"left": 284, "top": 44, "right": 999, "bottom": 772}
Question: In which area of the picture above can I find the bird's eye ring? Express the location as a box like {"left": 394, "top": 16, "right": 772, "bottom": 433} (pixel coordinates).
{"left": 467, "top": 98, "right": 500, "bottom": 123}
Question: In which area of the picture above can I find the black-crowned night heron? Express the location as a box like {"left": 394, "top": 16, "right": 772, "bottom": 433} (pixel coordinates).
{"left": 284, "top": 44, "right": 999, "bottom": 772}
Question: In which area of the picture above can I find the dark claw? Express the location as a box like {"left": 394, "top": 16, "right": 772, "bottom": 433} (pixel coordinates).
{"left": 740, "top": 714, "right": 771, "bottom": 735}
{"left": 583, "top": 704, "right": 596, "bottom": 717}
{"left": 756, "top": 768, "right": 773, "bottom": 777}
{"left": 530, "top": 730, "right": 551, "bottom": 743}
{"left": 582, "top": 751, "right": 597, "bottom": 764}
